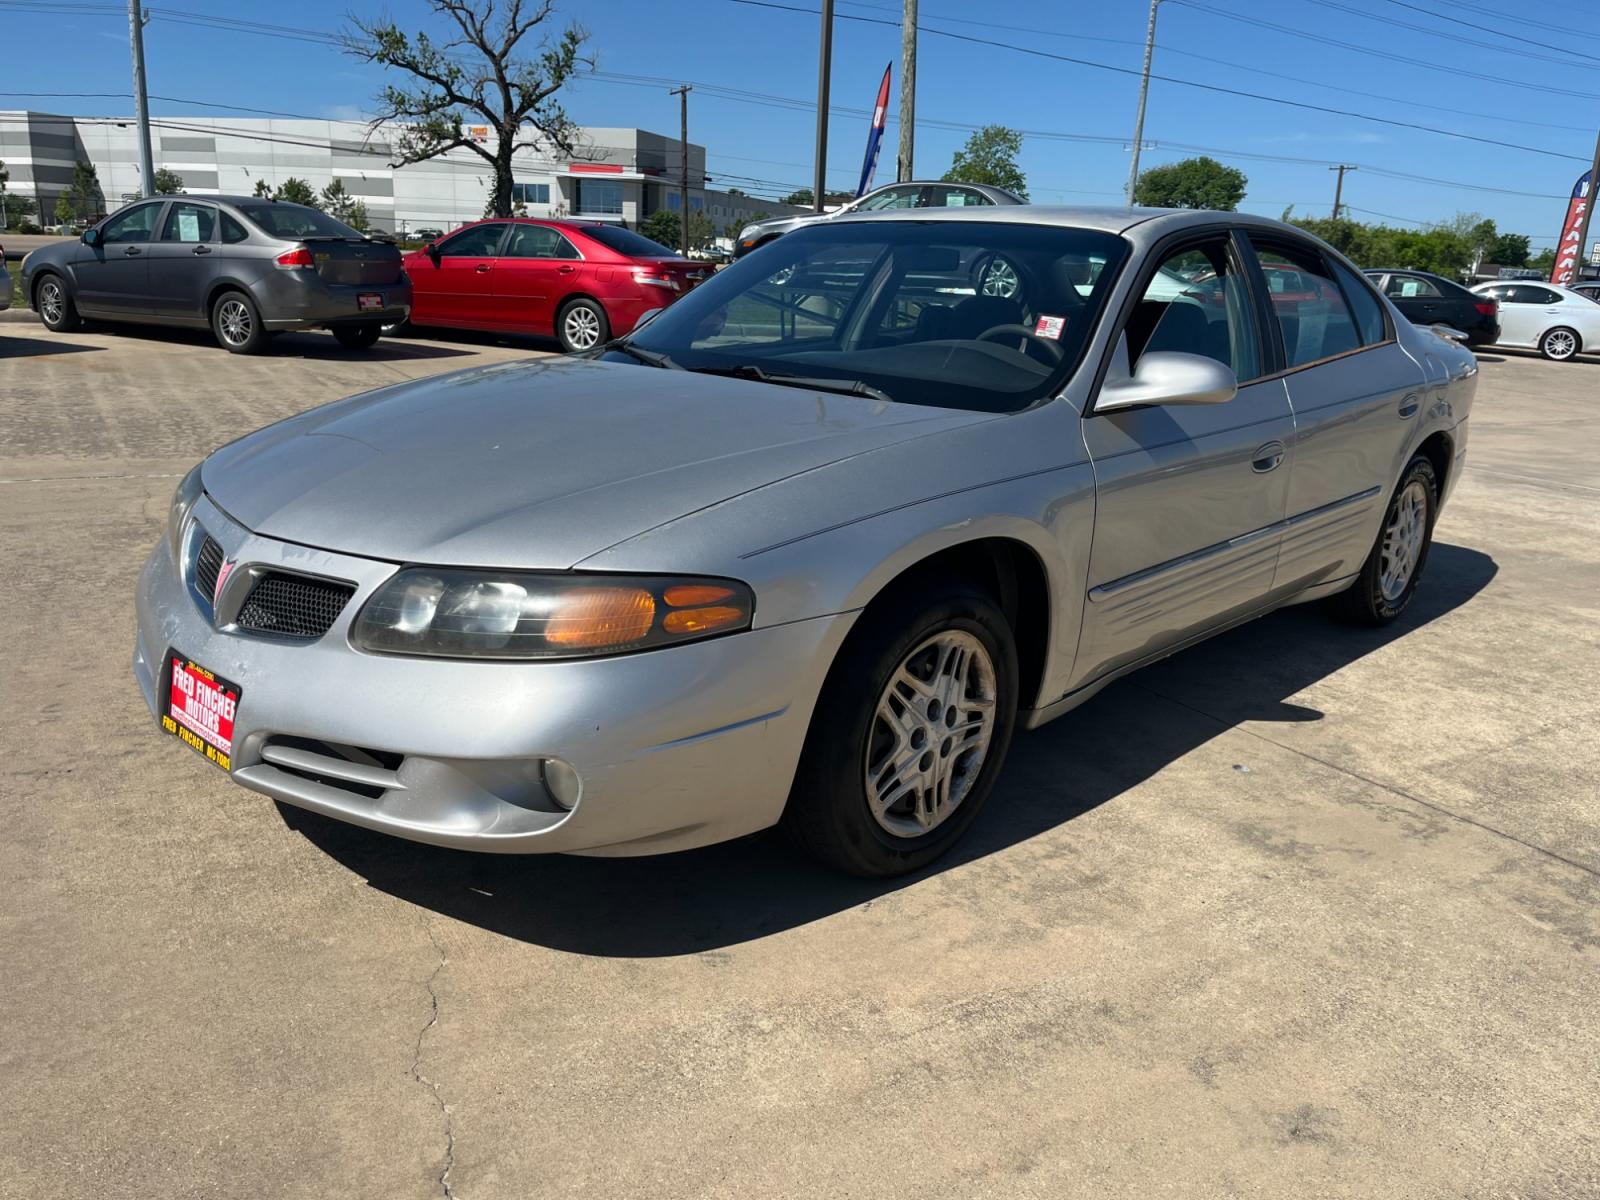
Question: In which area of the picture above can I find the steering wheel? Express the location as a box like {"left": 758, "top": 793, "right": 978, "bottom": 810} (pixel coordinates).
{"left": 976, "top": 323, "right": 1065, "bottom": 365}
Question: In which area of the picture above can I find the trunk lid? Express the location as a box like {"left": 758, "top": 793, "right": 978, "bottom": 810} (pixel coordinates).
{"left": 634, "top": 256, "right": 714, "bottom": 294}
{"left": 306, "top": 239, "right": 405, "bottom": 286}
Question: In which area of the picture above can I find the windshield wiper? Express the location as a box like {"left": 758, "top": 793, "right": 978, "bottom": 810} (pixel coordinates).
{"left": 608, "top": 342, "right": 683, "bottom": 369}
{"left": 692, "top": 364, "right": 894, "bottom": 403}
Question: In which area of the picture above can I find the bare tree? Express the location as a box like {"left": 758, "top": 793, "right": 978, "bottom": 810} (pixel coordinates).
{"left": 343, "top": 1, "right": 591, "bottom": 217}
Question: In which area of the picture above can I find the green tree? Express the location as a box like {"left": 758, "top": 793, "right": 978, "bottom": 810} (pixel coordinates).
{"left": 343, "top": 0, "right": 592, "bottom": 218}
{"left": 151, "top": 167, "right": 185, "bottom": 194}
{"left": 1488, "top": 232, "right": 1530, "bottom": 268}
{"left": 640, "top": 208, "right": 679, "bottom": 247}
{"left": 55, "top": 194, "right": 74, "bottom": 225}
{"left": 943, "top": 125, "right": 1027, "bottom": 200}
{"left": 251, "top": 178, "right": 273, "bottom": 198}
{"left": 1133, "top": 155, "right": 1246, "bottom": 211}
{"left": 1529, "top": 247, "right": 1556, "bottom": 276}
{"left": 273, "top": 177, "right": 321, "bottom": 209}
{"left": 686, "top": 209, "right": 716, "bottom": 249}
{"left": 321, "top": 177, "right": 358, "bottom": 222}
{"left": 53, "top": 160, "right": 104, "bottom": 224}
{"left": 349, "top": 199, "right": 371, "bottom": 232}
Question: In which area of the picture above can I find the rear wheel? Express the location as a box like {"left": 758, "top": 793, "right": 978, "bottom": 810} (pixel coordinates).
{"left": 556, "top": 297, "right": 608, "bottom": 353}
{"left": 1331, "top": 455, "right": 1438, "bottom": 626}
{"left": 1539, "top": 326, "right": 1580, "bottom": 361}
{"left": 35, "top": 273, "right": 81, "bottom": 332}
{"left": 782, "top": 582, "right": 1018, "bottom": 876}
{"left": 331, "top": 322, "right": 384, "bottom": 350}
{"left": 211, "top": 290, "right": 268, "bottom": 354}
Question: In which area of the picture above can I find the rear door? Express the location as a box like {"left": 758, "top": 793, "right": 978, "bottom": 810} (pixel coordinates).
{"left": 409, "top": 223, "right": 508, "bottom": 327}
{"left": 149, "top": 200, "right": 219, "bottom": 319}
{"left": 1246, "top": 235, "right": 1425, "bottom": 593}
{"left": 1077, "top": 228, "right": 1294, "bottom": 683}
{"left": 74, "top": 200, "right": 164, "bottom": 315}
{"left": 494, "top": 224, "right": 582, "bottom": 331}
{"left": 1495, "top": 284, "right": 1559, "bottom": 346}
{"left": 1381, "top": 272, "right": 1448, "bottom": 328}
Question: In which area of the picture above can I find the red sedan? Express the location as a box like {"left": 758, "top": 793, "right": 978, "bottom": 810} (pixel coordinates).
{"left": 401, "top": 218, "right": 712, "bottom": 352}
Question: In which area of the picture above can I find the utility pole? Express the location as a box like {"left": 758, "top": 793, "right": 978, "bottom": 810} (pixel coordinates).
{"left": 1329, "top": 164, "right": 1357, "bottom": 220}
{"left": 670, "top": 84, "right": 692, "bottom": 256}
{"left": 129, "top": 0, "right": 155, "bottom": 200}
{"left": 1125, "top": 0, "right": 1162, "bottom": 205}
{"left": 896, "top": 0, "right": 917, "bottom": 182}
{"left": 813, "top": 0, "right": 834, "bottom": 214}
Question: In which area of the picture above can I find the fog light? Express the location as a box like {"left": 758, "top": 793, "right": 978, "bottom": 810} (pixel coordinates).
{"left": 541, "top": 759, "right": 581, "bottom": 810}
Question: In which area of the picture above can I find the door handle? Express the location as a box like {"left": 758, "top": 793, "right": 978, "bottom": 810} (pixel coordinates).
{"left": 123, "top": 246, "right": 142, "bottom": 257}
{"left": 192, "top": 245, "right": 211, "bottom": 255}
{"left": 1398, "top": 393, "right": 1421, "bottom": 418}
{"left": 475, "top": 263, "right": 491, "bottom": 273}
{"left": 558, "top": 265, "right": 576, "bottom": 274}
{"left": 1251, "top": 441, "right": 1285, "bottom": 473}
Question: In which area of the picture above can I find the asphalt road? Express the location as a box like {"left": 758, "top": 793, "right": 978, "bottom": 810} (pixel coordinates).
{"left": 1, "top": 322, "right": 1596, "bottom": 1199}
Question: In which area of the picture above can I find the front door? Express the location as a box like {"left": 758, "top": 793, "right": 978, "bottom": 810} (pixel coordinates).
{"left": 74, "top": 200, "right": 164, "bottom": 314}
{"left": 494, "top": 223, "right": 583, "bottom": 332}
{"left": 148, "top": 200, "right": 219, "bottom": 320}
{"left": 409, "top": 222, "right": 508, "bottom": 327}
{"left": 1076, "top": 230, "right": 1294, "bottom": 684}
{"left": 1247, "top": 236, "right": 1426, "bottom": 592}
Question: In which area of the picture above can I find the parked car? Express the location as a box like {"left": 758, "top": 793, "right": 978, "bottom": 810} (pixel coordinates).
{"left": 1568, "top": 279, "right": 1600, "bottom": 304}
{"left": 399, "top": 218, "right": 711, "bottom": 352}
{"left": 21, "top": 195, "right": 410, "bottom": 353}
{"left": 413, "top": 227, "right": 444, "bottom": 242}
{"left": 1364, "top": 268, "right": 1499, "bottom": 345}
{"left": 135, "top": 208, "right": 1474, "bottom": 876}
{"left": 1469, "top": 279, "right": 1600, "bottom": 360}
{"left": 1, "top": 245, "right": 11, "bottom": 312}
{"left": 733, "top": 180, "right": 1025, "bottom": 259}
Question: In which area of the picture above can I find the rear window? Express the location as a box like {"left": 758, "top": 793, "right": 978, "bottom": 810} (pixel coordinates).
{"left": 584, "top": 225, "right": 677, "bottom": 258}
{"left": 236, "top": 203, "right": 361, "bottom": 241}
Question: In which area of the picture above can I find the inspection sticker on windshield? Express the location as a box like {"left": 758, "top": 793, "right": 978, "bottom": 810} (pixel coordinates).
{"left": 162, "top": 650, "right": 241, "bottom": 772}
{"left": 1034, "top": 314, "right": 1067, "bottom": 340}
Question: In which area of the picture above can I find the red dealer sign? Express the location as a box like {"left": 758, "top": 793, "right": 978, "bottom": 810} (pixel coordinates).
{"left": 1552, "top": 167, "right": 1594, "bottom": 287}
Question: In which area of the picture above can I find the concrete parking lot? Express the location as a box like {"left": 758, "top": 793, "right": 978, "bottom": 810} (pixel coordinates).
{"left": 2, "top": 320, "right": 1596, "bottom": 1199}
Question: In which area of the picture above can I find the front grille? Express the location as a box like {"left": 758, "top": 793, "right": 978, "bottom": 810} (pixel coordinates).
{"left": 194, "top": 535, "right": 224, "bottom": 603}
{"left": 236, "top": 573, "right": 356, "bottom": 638}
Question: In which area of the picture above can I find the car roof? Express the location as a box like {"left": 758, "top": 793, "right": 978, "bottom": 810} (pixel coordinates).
{"left": 829, "top": 204, "right": 1311, "bottom": 239}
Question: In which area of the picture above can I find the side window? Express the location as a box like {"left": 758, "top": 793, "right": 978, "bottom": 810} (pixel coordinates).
{"left": 502, "top": 224, "right": 578, "bottom": 259}
{"left": 1523, "top": 286, "right": 1561, "bottom": 305}
{"left": 1332, "top": 261, "right": 1388, "bottom": 346}
{"left": 925, "top": 185, "right": 991, "bottom": 208}
{"left": 160, "top": 202, "right": 217, "bottom": 243}
{"left": 220, "top": 213, "right": 250, "bottom": 244}
{"left": 1127, "top": 238, "right": 1262, "bottom": 381}
{"left": 858, "top": 186, "right": 923, "bottom": 212}
{"left": 436, "top": 223, "right": 507, "bottom": 258}
{"left": 100, "top": 203, "right": 162, "bottom": 244}
{"left": 1481, "top": 285, "right": 1512, "bottom": 302}
{"left": 1385, "top": 274, "right": 1440, "bottom": 299}
{"left": 1249, "top": 238, "right": 1363, "bottom": 368}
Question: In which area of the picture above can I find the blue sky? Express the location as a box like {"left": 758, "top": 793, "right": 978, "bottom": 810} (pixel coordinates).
{"left": 3, "top": 0, "right": 1597, "bottom": 251}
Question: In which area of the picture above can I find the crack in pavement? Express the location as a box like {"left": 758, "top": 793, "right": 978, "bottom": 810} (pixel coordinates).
{"left": 412, "top": 920, "right": 457, "bottom": 1199}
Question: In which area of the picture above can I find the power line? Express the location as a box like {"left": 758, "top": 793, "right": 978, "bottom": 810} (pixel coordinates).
{"left": 1296, "top": 0, "right": 1600, "bottom": 71}
{"left": 1379, "top": 0, "right": 1600, "bottom": 61}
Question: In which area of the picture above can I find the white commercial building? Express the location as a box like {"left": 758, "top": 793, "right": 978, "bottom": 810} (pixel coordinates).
{"left": 0, "top": 111, "right": 803, "bottom": 237}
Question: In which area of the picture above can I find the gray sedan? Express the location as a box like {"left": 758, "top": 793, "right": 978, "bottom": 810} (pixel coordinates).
{"left": 22, "top": 195, "right": 410, "bottom": 353}
{"left": 134, "top": 207, "right": 1476, "bottom": 876}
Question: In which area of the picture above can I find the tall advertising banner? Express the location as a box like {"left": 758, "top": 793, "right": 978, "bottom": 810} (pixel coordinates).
{"left": 1551, "top": 167, "right": 1593, "bottom": 286}
{"left": 856, "top": 64, "right": 893, "bottom": 199}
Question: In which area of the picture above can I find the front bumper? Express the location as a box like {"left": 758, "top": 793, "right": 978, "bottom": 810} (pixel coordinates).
{"left": 133, "top": 497, "right": 848, "bottom": 855}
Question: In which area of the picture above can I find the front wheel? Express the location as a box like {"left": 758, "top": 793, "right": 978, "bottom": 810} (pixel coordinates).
{"left": 35, "top": 274, "right": 82, "bottom": 332}
{"left": 782, "top": 583, "right": 1019, "bottom": 876}
{"left": 331, "top": 322, "right": 383, "bottom": 350}
{"left": 1539, "top": 326, "right": 1581, "bottom": 361}
{"left": 1331, "top": 454, "right": 1438, "bottom": 625}
{"left": 557, "top": 298, "right": 608, "bottom": 353}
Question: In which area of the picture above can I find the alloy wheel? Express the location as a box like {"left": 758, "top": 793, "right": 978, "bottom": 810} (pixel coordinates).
{"left": 39, "top": 280, "right": 64, "bottom": 325}
{"left": 865, "top": 630, "right": 998, "bottom": 838}
{"left": 1379, "top": 479, "right": 1428, "bottom": 601}
{"left": 217, "top": 299, "right": 252, "bottom": 347}
{"left": 563, "top": 305, "right": 601, "bottom": 350}
{"left": 981, "top": 258, "right": 1020, "bottom": 299}
{"left": 1544, "top": 329, "right": 1577, "bottom": 360}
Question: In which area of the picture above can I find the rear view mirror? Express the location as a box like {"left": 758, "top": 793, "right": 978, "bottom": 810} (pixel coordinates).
{"left": 1097, "top": 351, "right": 1237, "bottom": 412}
{"left": 81, "top": 227, "right": 101, "bottom": 247}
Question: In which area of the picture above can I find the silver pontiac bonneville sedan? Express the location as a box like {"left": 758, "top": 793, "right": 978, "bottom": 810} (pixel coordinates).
{"left": 135, "top": 207, "right": 1476, "bottom": 876}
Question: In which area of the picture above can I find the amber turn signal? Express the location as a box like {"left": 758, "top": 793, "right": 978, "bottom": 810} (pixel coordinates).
{"left": 544, "top": 587, "right": 656, "bottom": 649}
{"left": 662, "top": 605, "right": 746, "bottom": 636}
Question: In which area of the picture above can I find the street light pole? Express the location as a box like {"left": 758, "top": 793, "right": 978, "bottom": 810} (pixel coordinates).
{"left": 129, "top": 0, "right": 155, "bottom": 200}
{"left": 1125, "top": 0, "right": 1162, "bottom": 205}
{"left": 1329, "top": 164, "right": 1357, "bottom": 220}
{"left": 897, "top": 0, "right": 917, "bottom": 182}
{"left": 670, "top": 84, "right": 692, "bottom": 255}
{"left": 813, "top": 0, "right": 834, "bottom": 214}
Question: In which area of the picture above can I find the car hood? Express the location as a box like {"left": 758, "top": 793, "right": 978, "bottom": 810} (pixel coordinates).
{"left": 747, "top": 211, "right": 832, "bottom": 235}
{"left": 203, "top": 357, "right": 992, "bottom": 568}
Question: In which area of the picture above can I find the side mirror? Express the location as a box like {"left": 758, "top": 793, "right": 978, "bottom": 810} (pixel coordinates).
{"left": 425, "top": 242, "right": 440, "bottom": 263}
{"left": 1096, "top": 351, "right": 1237, "bottom": 412}
{"left": 631, "top": 307, "right": 664, "bottom": 332}
{"left": 81, "top": 227, "right": 102, "bottom": 247}
{"left": 1429, "top": 323, "right": 1469, "bottom": 343}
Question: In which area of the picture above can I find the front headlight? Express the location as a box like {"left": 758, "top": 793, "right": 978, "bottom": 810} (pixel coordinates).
{"left": 351, "top": 570, "right": 755, "bottom": 660}
{"left": 167, "top": 464, "right": 204, "bottom": 560}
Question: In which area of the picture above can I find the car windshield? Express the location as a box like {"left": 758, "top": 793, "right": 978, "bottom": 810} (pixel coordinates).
{"left": 584, "top": 225, "right": 677, "bottom": 258}
{"left": 236, "top": 203, "right": 363, "bottom": 241}
{"left": 610, "top": 221, "right": 1128, "bottom": 413}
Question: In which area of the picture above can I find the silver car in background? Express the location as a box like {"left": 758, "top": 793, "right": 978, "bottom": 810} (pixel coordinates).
{"left": 733, "top": 180, "right": 1025, "bottom": 260}
{"left": 22, "top": 196, "right": 411, "bottom": 353}
{"left": 135, "top": 207, "right": 1475, "bottom": 876}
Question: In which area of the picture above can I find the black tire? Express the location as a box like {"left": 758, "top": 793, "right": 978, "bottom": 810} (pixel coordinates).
{"left": 1538, "top": 326, "right": 1581, "bottom": 361}
{"left": 210, "top": 289, "right": 268, "bottom": 354}
{"left": 331, "top": 322, "right": 384, "bottom": 350}
{"left": 1331, "top": 455, "right": 1438, "bottom": 626}
{"left": 556, "top": 297, "right": 609, "bottom": 353}
{"left": 34, "top": 273, "right": 82, "bottom": 332}
{"left": 782, "top": 581, "right": 1019, "bottom": 877}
